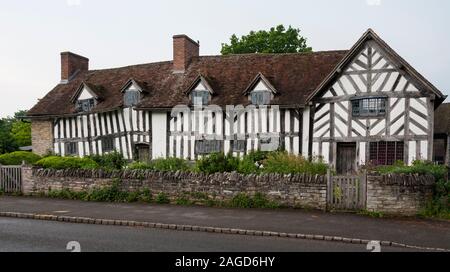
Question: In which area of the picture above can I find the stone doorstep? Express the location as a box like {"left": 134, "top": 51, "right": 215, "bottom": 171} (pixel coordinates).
{"left": 0, "top": 211, "right": 447, "bottom": 252}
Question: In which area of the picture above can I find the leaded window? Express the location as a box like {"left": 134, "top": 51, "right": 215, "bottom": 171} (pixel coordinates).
{"left": 250, "top": 90, "right": 271, "bottom": 105}
{"left": 76, "top": 98, "right": 95, "bottom": 112}
{"left": 352, "top": 97, "right": 386, "bottom": 117}
{"left": 124, "top": 90, "right": 140, "bottom": 107}
{"left": 369, "top": 141, "right": 404, "bottom": 166}
{"left": 192, "top": 90, "right": 209, "bottom": 106}
{"left": 102, "top": 137, "right": 114, "bottom": 153}
{"left": 195, "top": 140, "right": 222, "bottom": 154}
{"left": 65, "top": 142, "right": 78, "bottom": 156}
{"left": 232, "top": 140, "right": 246, "bottom": 152}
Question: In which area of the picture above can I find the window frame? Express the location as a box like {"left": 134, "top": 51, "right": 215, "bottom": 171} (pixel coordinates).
{"left": 351, "top": 97, "right": 387, "bottom": 118}
{"left": 76, "top": 98, "right": 95, "bottom": 113}
{"left": 65, "top": 142, "right": 78, "bottom": 156}
{"left": 102, "top": 137, "right": 115, "bottom": 153}
{"left": 123, "top": 90, "right": 141, "bottom": 107}
{"left": 369, "top": 141, "right": 404, "bottom": 166}
{"left": 250, "top": 89, "right": 272, "bottom": 106}
{"left": 191, "top": 90, "right": 209, "bottom": 106}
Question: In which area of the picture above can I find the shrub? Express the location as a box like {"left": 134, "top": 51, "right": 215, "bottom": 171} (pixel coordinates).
{"left": 262, "top": 152, "right": 328, "bottom": 175}
{"left": 127, "top": 161, "right": 153, "bottom": 170}
{"left": 155, "top": 192, "right": 170, "bottom": 204}
{"left": 229, "top": 192, "right": 280, "bottom": 209}
{"left": 87, "top": 151, "right": 126, "bottom": 170}
{"left": 0, "top": 151, "right": 41, "bottom": 165}
{"left": 34, "top": 156, "right": 98, "bottom": 170}
{"left": 236, "top": 151, "right": 270, "bottom": 174}
{"left": 194, "top": 153, "right": 239, "bottom": 174}
{"left": 151, "top": 157, "right": 190, "bottom": 171}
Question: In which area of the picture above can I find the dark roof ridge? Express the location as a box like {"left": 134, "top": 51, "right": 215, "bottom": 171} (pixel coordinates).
{"left": 195, "top": 50, "right": 349, "bottom": 59}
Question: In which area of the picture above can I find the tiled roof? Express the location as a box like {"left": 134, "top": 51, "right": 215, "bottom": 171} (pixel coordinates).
{"left": 27, "top": 51, "right": 347, "bottom": 116}
{"left": 435, "top": 103, "right": 450, "bottom": 135}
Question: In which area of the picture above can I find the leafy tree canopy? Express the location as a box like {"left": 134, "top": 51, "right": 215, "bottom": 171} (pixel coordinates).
{"left": 221, "top": 25, "right": 312, "bottom": 55}
{"left": 0, "top": 110, "right": 31, "bottom": 154}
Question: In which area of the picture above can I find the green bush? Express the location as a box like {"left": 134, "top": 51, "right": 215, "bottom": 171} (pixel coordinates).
{"left": 87, "top": 151, "right": 126, "bottom": 170}
{"left": 195, "top": 153, "right": 239, "bottom": 174}
{"left": 377, "top": 160, "right": 449, "bottom": 219}
{"left": 34, "top": 156, "right": 98, "bottom": 170}
{"left": 0, "top": 151, "right": 41, "bottom": 165}
{"left": 155, "top": 192, "right": 170, "bottom": 204}
{"left": 128, "top": 158, "right": 190, "bottom": 172}
{"left": 229, "top": 192, "right": 280, "bottom": 209}
{"left": 262, "top": 152, "right": 328, "bottom": 175}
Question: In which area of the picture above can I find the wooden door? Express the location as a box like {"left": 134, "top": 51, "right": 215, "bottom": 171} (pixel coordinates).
{"left": 336, "top": 143, "right": 356, "bottom": 175}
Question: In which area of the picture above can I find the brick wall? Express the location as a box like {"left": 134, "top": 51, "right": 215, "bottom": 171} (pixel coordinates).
{"left": 31, "top": 120, "right": 54, "bottom": 156}
{"left": 366, "top": 173, "right": 435, "bottom": 215}
{"left": 22, "top": 167, "right": 327, "bottom": 210}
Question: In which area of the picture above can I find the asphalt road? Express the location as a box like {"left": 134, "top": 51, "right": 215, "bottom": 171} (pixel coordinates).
{"left": 0, "top": 218, "right": 418, "bottom": 252}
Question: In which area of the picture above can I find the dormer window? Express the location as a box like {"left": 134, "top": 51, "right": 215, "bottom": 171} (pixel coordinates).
{"left": 250, "top": 89, "right": 272, "bottom": 105}
{"left": 121, "top": 78, "right": 148, "bottom": 108}
{"left": 192, "top": 90, "right": 209, "bottom": 106}
{"left": 243, "top": 73, "right": 277, "bottom": 106}
{"left": 71, "top": 82, "right": 99, "bottom": 113}
{"left": 77, "top": 98, "right": 95, "bottom": 112}
{"left": 185, "top": 75, "right": 214, "bottom": 107}
{"left": 124, "top": 90, "right": 140, "bottom": 107}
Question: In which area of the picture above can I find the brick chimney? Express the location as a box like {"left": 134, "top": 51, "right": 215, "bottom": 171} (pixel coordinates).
{"left": 60, "top": 52, "right": 89, "bottom": 83}
{"left": 173, "top": 35, "right": 199, "bottom": 73}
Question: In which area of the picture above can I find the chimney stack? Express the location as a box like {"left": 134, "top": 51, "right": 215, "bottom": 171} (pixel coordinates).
{"left": 173, "top": 35, "right": 199, "bottom": 73}
{"left": 60, "top": 52, "right": 89, "bottom": 83}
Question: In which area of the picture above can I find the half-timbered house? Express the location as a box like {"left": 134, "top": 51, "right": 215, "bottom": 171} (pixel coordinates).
{"left": 28, "top": 29, "right": 447, "bottom": 173}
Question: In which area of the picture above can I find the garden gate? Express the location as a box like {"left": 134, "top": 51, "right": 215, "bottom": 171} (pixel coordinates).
{"left": 0, "top": 165, "right": 22, "bottom": 193}
{"left": 327, "top": 170, "right": 367, "bottom": 210}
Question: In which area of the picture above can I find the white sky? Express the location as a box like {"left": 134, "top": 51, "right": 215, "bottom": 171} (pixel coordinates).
{"left": 0, "top": 0, "right": 448, "bottom": 117}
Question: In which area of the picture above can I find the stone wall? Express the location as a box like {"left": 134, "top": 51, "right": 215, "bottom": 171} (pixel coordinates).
{"left": 21, "top": 167, "right": 436, "bottom": 215}
{"left": 31, "top": 120, "right": 54, "bottom": 156}
{"left": 366, "top": 173, "right": 435, "bottom": 216}
{"left": 22, "top": 167, "right": 327, "bottom": 210}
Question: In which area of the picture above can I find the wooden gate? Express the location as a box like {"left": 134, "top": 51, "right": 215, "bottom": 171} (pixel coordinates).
{"left": 327, "top": 170, "right": 366, "bottom": 210}
{"left": 0, "top": 165, "right": 22, "bottom": 193}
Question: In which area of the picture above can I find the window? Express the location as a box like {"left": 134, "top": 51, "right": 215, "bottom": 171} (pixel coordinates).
{"left": 65, "top": 142, "right": 78, "bottom": 156}
{"left": 250, "top": 90, "right": 272, "bottom": 105}
{"left": 76, "top": 98, "right": 95, "bottom": 112}
{"left": 232, "top": 140, "right": 246, "bottom": 152}
{"left": 102, "top": 137, "right": 115, "bottom": 153}
{"left": 124, "top": 90, "right": 140, "bottom": 107}
{"left": 195, "top": 140, "right": 222, "bottom": 154}
{"left": 192, "top": 90, "right": 209, "bottom": 106}
{"left": 369, "top": 141, "right": 404, "bottom": 166}
{"left": 352, "top": 97, "right": 386, "bottom": 117}
{"left": 259, "top": 136, "right": 279, "bottom": 151}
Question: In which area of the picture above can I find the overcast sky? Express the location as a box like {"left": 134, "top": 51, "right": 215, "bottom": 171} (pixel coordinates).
{"left": 0, "top": 0, "right": 448, "bottom": 118}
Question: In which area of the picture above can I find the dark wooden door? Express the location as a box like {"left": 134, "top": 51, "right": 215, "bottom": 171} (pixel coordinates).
{"left": 336, "top": 143, "right": 356, "bottom": 175}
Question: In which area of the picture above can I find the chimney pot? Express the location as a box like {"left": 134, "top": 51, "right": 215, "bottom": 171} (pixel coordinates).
{"left": 60, "top": 52, "right": 89, "bottom": 83}
{"left": 173, "top": 35, "right": 199, "bottom": 73}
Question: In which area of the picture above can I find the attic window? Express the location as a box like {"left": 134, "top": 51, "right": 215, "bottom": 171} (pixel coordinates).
{"left": 250, "top": 90, "right": 272, "bottom": 105}
{"left": 77, "top": 98, "right": 95, "bottom": 112}
{"left": 124, "top": 90, "right": 140, "bottom": 107}
{"left": 192, "top": 90, "right": 209, "bottom": 106}
{"left": 352, "top": 97, "right": 386, "bottom": 117}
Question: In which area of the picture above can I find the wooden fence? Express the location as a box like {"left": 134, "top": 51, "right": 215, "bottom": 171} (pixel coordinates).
{"left": 327, "top": 170, "right": 367, "bottom": 210}
{"left": 0, "top": 165, "right": 22, "bottom": 193}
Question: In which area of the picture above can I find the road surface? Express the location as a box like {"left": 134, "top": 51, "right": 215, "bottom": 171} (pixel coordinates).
{"left": 0, "top": 217, "right": 417, "bottom": 252}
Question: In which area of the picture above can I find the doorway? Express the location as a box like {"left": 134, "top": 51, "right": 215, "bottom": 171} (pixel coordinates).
{"left": 135, "top": 144, "right": 150, "bottom": 163}
{"left": 336, "top": 142, "right": 357, "bottom": 175}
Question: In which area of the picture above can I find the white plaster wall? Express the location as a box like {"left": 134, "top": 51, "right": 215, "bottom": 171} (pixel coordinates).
{"left": 152, "top": 112, "right": 167, "bottom": 159}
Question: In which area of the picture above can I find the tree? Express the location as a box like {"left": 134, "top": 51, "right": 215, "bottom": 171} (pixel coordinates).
{"left": 0, "top": 110, "right": 31, "bottom": 154}
{"left": 221, "top": 25, "right": 312, "bottom": 55}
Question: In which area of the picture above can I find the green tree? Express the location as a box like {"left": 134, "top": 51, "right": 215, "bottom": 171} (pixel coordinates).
{"left": 221, "top": 25, "right": 312, "bottom": 55}
{"left": 0, "top": 110, "right": 31, "bottom": 154}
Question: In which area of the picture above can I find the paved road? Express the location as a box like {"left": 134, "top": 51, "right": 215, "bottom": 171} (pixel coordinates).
{"left": 1, "top": 196, "right": 449, "bottom": 249}
{"left": 0, "top": 218, "right": 418, "bottom": 252}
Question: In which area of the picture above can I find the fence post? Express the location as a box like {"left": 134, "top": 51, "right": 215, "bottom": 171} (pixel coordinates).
{"left": 326, "top": 169, "right": 332, "bottom": 210}
{"left": 360, "top": 169, "right": 367, "bottom": 209}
